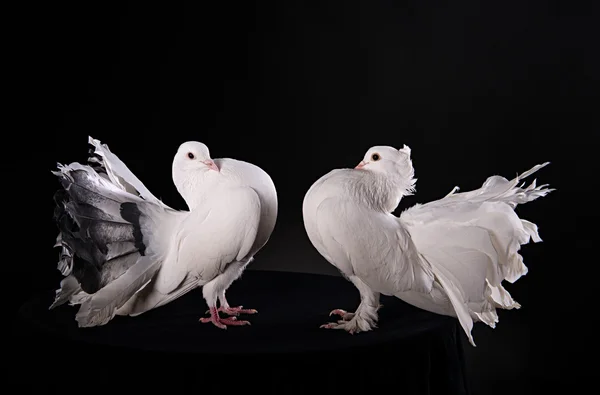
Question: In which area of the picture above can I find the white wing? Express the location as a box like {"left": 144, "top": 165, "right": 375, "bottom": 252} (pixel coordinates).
{"left": 216, "top": 158, "right": 278, "bottom": 258}
{"left": 152, "top": 186, "right": 262, "bottom": 294}
{"left": 314, "top": 197, "right": 435, "bottom": 295}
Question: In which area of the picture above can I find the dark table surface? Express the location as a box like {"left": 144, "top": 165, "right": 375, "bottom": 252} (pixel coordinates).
{"left": 11, "top": 270, "right": 470, "bottom": 394}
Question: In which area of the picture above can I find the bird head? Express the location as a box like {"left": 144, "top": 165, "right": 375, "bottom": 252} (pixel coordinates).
{"left": 173, "top": 141, "right": 220, "bottom": 174}
{"left": 172, "top": 141, "right": 221, "bottom": 210}
{"left": 355, "top": 145, "right": 414, "bottom": 180}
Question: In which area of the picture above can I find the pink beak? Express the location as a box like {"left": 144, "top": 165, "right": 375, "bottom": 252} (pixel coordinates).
{"left": 203, "top": 159, "right": 220, "bottom": 172}
{"left": 355, "top": 161, "right": 367, "bottom": 169}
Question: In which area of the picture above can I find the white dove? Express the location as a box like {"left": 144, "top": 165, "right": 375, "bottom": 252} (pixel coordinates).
{"left": 51, "top": 136, "right": 277, "bottom": 329}
{"left": 302, "top": 145, "right": 552, "bottom": 346}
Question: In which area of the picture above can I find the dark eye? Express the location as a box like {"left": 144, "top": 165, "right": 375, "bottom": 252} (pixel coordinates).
{"left": 187, "top": 152, "right": 195, "bottom": 159}
{"left": 371, "top": 153, "right": 380, "bottom": 161}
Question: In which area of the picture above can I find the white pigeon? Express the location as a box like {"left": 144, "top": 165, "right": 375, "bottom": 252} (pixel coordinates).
{"left": 302, "top": 145, "right": 552, "bottom": 346}
{"left": 51, "top": 136, "right": 278, "bottom": 329}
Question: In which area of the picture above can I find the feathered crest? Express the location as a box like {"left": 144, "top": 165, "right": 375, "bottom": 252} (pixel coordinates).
{"left": 396, "top": 144, "right": 416, "bottom": 197}
{"left": 399, "top": 144, "right": 411, "bottom": 157}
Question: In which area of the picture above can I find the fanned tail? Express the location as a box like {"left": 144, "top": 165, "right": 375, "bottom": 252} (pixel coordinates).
{"left": 52, "top": 162, "right": 147, "bottom": 296}
{"left": 400, "top": 163, "right": 554, "bottom": 346}
{"left": 87, "top": 136, "right": 169, "bottom": 208}
{"left": 75, "top": 256, "right": 161, "bottom": 327}
{"left": 49, "top": 275, "right": 81, "bottom": 310}
{"left": 439, "top": 161, "right": 554, "bottom": 209}
{"left": 50, "top": 137, "right": 174, "bottom": 327}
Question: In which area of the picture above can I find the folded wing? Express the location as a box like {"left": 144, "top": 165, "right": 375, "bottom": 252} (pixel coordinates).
{"left": 315, "top": 198, "right": 436, "bottom": 296}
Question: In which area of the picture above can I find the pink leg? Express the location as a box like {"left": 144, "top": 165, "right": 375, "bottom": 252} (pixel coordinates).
{"left": 200, "top": 307, "right": 251, "bottom": 329}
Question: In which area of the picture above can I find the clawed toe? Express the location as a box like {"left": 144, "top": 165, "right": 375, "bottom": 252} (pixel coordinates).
{"left": 224, "top": 306, "right": 258, "bottom": 315}
{"left": 205, "top": 305, "right": 258, "bottom": 316}
{"left": 201, "top": 307, "right": 252, "bottom": 329}
{"left": 319, "top": 321, "right": 359, "bottom": 334}
{"left": 321, "top": 308, "right": 374, "bottom": 334}
{"left": 328, "top": 308, "right": 355, "bottom": 321}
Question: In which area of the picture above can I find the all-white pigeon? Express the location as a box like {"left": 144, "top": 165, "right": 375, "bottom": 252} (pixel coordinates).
{"left": 51, "top": 136, "right": 277, "bottom": 329}
{"left": 302, "top": 145, "right": 552, "bottom": 346}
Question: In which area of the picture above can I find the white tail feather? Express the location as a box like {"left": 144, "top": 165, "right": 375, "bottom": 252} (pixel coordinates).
{"left": 49, "top": 275, "right": 82, "bottom": 309}
{"left": 117, "top": 275, "right": 203, "bottom": 317}
{"left": 75, "top": 256, "right": 162, "bottom": 327}
{"left": 88, "top": 136, "right": 170, "bottom": 208}
{"left": 424, "top": 256, "right": 476, "bottom": 347}
{"left": 400, "top": 163, "right": 553, "bottom": 345}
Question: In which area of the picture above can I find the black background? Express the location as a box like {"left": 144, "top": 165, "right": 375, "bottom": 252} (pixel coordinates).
{"left": 9, "top": 0, "right": 596, "bottom": 392}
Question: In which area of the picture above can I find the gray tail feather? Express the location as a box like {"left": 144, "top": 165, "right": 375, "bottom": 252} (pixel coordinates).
{"left": 51, "top": 158, "right": 149, "bottom": 311}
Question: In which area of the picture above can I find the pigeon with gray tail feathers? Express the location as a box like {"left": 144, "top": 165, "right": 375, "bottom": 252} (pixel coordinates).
{"left": 51, "top": 136, "right": 278, "bottom": 329}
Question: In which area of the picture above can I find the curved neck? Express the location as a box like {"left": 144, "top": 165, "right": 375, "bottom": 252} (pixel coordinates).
{"left": 173, "top": 170, "right": 214, "bottom": 211}
{"left": 349, "top": 171, "right": 416, "bottom": 213}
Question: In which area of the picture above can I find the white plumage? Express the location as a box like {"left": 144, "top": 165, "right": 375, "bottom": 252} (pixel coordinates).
{"left": 51, "top": 136, "right": 277, "bottom": 329}
{"left": 302, "top": 145, "right": 552, "bottom": 346}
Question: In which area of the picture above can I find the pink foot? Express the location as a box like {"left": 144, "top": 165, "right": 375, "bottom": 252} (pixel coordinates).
{"left": 319, "top": 322, "right": 359, "bottom": 334}
{"left": 222, "top": 305, "right": 258, "bottom": 316}
{"left": 328, "top": 309, "right": 355, "bottom": 321}
{"left": 205, "top": 305, "right": 258, "bottom": 316}
{"left": 200, "top": 307, "right": 251, "bottom": 329}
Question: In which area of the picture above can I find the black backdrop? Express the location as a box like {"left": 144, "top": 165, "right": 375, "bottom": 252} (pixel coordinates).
{"left": 9, "top": 1, "right": 595, "bottom": 392}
